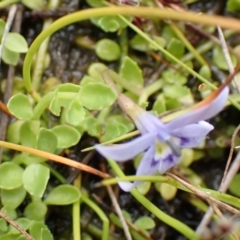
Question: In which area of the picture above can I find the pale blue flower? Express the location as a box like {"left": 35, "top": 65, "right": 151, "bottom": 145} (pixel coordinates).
{"left": 96, "top": 85, "right": 229, "bottom": 191}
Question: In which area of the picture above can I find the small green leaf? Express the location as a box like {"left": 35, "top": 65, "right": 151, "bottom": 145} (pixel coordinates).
{"left": 98, "top": 16, "right": 120, "bottom": 32}
{"left": 199, "top": 65, "right": 211, "bottom": 80}
{"left": 0, "top": 162, "right": 23, "bottom": 190}
{"left": 163, "top": 85, "right": 190, "bottom": 99}
{"left": 100, "top": 123, "right": 128, "bottom": 142}
{"left": 134, "top": 216, "right": 155, "bottom": 230}
{"left": 0, "top": 218, "right": 8, "bottom": 232}
{"left": 130, "top": 34, "right": 149, "bottom": 52}
{"left": 9, "top": 218, "right": 31, "bottom": 234}
{"left": 212, "top": 46, "right": 237, "bottom": 70}
{"left": 86, "top": 0, "right": 105, "bottom": 7}
{"left": 179, "top": 148, "right": 194, "bottom": 167}
{"left": 87, "top": 62, "right": 107, "bottom": 81}
{"left": 41, "top": 228, "right": 54, "bottom": 240}
{"left": 29, "top": 221, "right": 49, "bottom": 240}
{"left": 57, "top": 83, "right": 81, "bottom": 93}
{"left": 24, "top": 201, "right": 47, "bottom": 220}
{"left": 5, "top": 33, "right": 28, "bottom": 53}
{"left": 2, "top": 47, "right": 19, "bottom": 66}
{"left": 23, "top": 163, "right": 50, "bottom": 198}
{"left": 229, "top": 174, "right": 240, "bottom": 197}
{"left": 0, "top": 19, "right": 6, "bottom": 36}
{"left": 165, "top": 38, "right": 185, "bottom": 62}
{"left": 1, "top": 206, "right": 17, "bottom": 220}
{"left": 120, "top": 56, "right": 144, "bottom": 87}
{"left": 6, "top": 120, "right": 24, "bottom": 144}
{"left": 84, "top": 116, "right": 102, "bottom": 137}
{"left": 80, "top": 82, "right": 117, "bottom": 110}
{"left": 19, "top": 121, "right": 40, "bottom": 148}
{"left": 153, "top": 95, "right": 166, "bottom": 114}
{"left": 51, "top": 125, "right": 81, "bottom": 148}
{"left": 37, "top": 128, "right": 58, "bottom": 153}
{"left": 95, "top": 39, "right": 121, "bottom": 61}
{"left": 21, "top": 0, "right": 44, "bottom": 10}
{"left": 156, "top": 182, "right": 178, "bottom": 201}
{"left": 65, "top": 100, "right": 86, "bottom": 126}
{"left": 227, "top": 0, "right": 240, "bottom": 12}
{"left": 49, "top": 89, "right": 61, "bottom": 116}
{"left": 1, "top": 186, "right": 26, "bottom": 209}
{"left": 162, "top": 68, "right": 187, "bottom": 85}
{"left": 7, "top": 93, "right": 33, "bottom": 120}
{"left": 0, "top": 233, "right": 20, "bottom": 240}
{"left": 44, "top": 185, "right": 81, "bottom": 205}
{"left": 136, "top": 182, "right": 151, "bottom": 195}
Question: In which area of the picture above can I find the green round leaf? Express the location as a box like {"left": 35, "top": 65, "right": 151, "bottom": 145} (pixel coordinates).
{"left": 0, "top": 162, "right": 23, "bottom": 189}
{"left": 29, "top": 221, "right": 49, "bottom": 240}
{"left": 24, "top": 201, "right": 47, "bottom": 220}
{"left": 5, "top": 33, "right": 28, "bottom": 53}
{"left": 50, "top": 125, "right": 81, "bottom": 148}
{"left": 2, "top": 47, "right": 19, "bottom": 66}
{"left": 0, "top": 218, "right": 8, "bottom": 232}
{"left": 1, "top": 186, "right": 26, "bottom": 209}
{"left": 21, "top": 0, "right": 44, "bottom": 10}
{"left": 0, "top": 19, "right": 6, "bottom": 36}
{"left": 6, "top": 120, "right": 24, "bottom": 144}
{"left": 165, "top": 38, "right": 185, "bottom": 62}
{"left": 23, "top": 163, "right": 50, "bottom": 198}
{"left": 1, "top": 206, "right": 17, "bottom": 220}
{"left": 9, "top": 218, "right": 31, "bottom": 234}
{"left": 158, "top": 182, "right": 178, "bottom": 201}
{"left": 41, "top": 228, "right": 54, "bottom": 240}
{"left": 134, "top": 216, "right": 155, "bottom": 230}
{"left": 65, "top": 100, "right": 86, "bottom": 126}
{"left": 7, "top": 93, "right": 33, "bottom": 120}
{"left": 37, "top": 128, "right": 58, "bottom": 153}
{"left": 44, "top": 185, "right": 81, "bottom": 205}
{"left": 80, "top": 82, "right": 117, "bottom": 110}
{"left": 120, "top": 56, "right": 144, "bottom": 87}
{"left": 0, "top": 233, "right": 20, "bottom": 240}
{"left": 95, "top": 39, "right": 121, "bottom": 61}
{"left": 229, "top": 174, "right": 240, "bottom": 197}
{"left": 212, "top": 46, "right": 237, "bottom": 70}
{"left": 98, "top": 16, "right": 120, "bottom": 32}
{"left": 19, "top": 120, "right": 40, "bottom": 148}
{"left": 100, "top": 123, "right": 128, "bottom": 142}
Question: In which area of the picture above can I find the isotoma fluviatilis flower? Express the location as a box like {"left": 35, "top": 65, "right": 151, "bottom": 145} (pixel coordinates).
{"left": 96, "top": 73, "right": 230, "bottom": 191}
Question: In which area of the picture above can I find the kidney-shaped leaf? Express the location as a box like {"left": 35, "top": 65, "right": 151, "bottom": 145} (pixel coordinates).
{"left": 134, "top": 216, "right": 155, "bottom": 230}
{"left": 5, "top": 33, "right": 28, "bottom": 53}
{"left": 23, "top": 163, "right": 50, "bottom": 198}
{"left": 24, "top": 201, "right": 47, "bottom": 221}
{"left": 80, "top": 82, "right": 117, "bottom": 110}
{"left": 44, "top": 185, "right": 81, "bottom": 205}
{"left": 7, "top": 93, "right": 33, "bottom": 120}
{"left": 37, "top": 128, "right": 58, "bottom": 153}
{"left": 95, "top": 39, "right": 121, "bottom": 61}
{"left": 65, "top": 100, "right": 86, "bottom": 126}
{"left": 1, "top": 186, "right": 26, "bottom": 209}
{"left": 0, "top": 162, "right": 23, "bottom": 190}
{"left": 50, "top": 125, "right": 81, "bottom": 148}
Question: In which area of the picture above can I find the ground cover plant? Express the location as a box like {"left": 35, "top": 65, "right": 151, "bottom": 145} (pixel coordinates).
{"left": 2, "top": 0, "right": 240, "bottom": 239}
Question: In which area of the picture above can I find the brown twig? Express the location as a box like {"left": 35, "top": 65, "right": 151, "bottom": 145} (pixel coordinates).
{"left": 167, "top": 173, "right": 240, "bottom": 216}
{"left": 0, "top": 211, "right": 33, "bottom": 240}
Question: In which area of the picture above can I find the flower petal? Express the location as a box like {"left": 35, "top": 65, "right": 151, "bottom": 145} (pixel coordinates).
{"left": 157, "top": 146, "right": 181, "bottom": 173}
{"left": 170, "top": 121, "right": 214, "bottom": 148}
{"left": 95, "top": 133, "right": 155, "bottom": 162}
{"left": 165, "top": 87, "right": 229, "bottom": 130}
{"left": 135, "top": 111, "right": 170, "bottom": 141}
{"left": 118, "top": 145, "right": 158, "bottom": 191}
